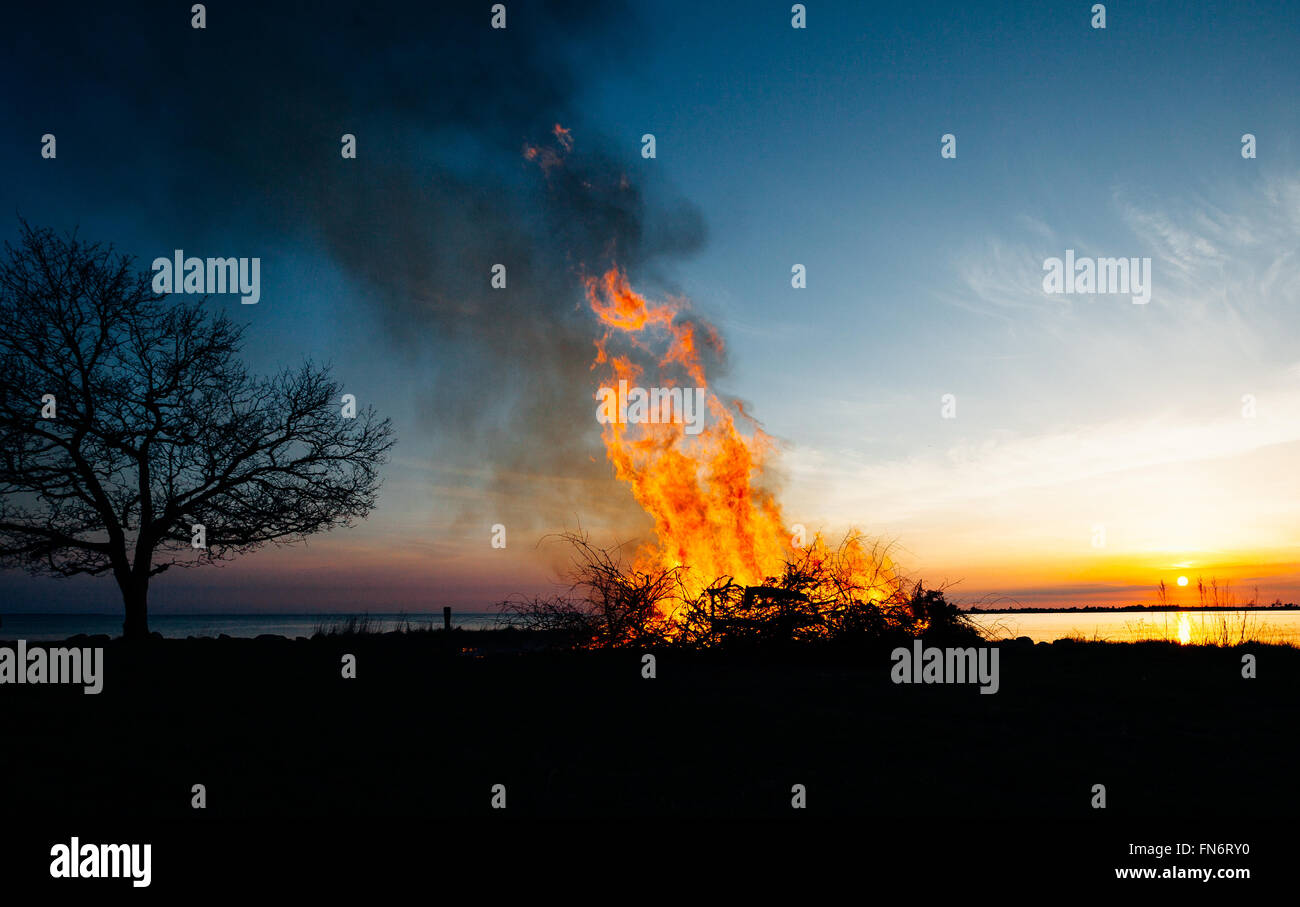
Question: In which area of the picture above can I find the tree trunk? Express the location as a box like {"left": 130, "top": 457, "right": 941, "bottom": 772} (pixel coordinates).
{"left": 122, "top": 581, "right": 150, "bottom": 640}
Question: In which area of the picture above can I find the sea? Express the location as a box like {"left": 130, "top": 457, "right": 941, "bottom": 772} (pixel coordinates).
{"left": 2, "top": 609, "right": 1298, "bottom": 645}
{"left": 0, "top": 611, "right": 506, "bottom": 641}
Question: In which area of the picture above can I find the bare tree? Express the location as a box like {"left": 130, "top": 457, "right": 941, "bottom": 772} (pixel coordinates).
{"left": 0, "top": 223, "right": 395, "bottom": 638}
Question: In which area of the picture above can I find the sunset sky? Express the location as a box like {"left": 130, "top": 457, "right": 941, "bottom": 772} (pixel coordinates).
{"left": 2, "top": 0, "right": 1299, "bottom": 613}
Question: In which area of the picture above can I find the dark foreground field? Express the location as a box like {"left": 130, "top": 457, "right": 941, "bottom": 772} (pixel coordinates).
{"left": 3, "top": 631, "right": 1295, "bottom": 819}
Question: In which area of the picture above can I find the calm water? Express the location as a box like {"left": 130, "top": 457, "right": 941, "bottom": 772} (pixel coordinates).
{"left": 0, "top": 612, "right": 506, "bottom": 641}
{"left": 5, "top": 609, "right": 1297, "bottom": 645}
{"left": 969, "top": 609, "right": 1300, "bottom": 646}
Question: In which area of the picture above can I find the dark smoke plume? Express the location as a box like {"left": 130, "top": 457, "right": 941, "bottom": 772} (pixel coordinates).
{"left": 0, "top": 0, "right": 712, "bottom": 532}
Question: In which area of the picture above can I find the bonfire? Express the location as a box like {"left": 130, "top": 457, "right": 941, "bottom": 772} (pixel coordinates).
{"left": 510, "top": 126, "right": 975, "bottom": 649}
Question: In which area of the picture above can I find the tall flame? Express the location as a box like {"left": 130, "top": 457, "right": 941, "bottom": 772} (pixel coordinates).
{"left": 525, "top": 123, "right": 901, "bottom": 624}
{"left": 586, "top": 267, "right": 790, "bottom": 601}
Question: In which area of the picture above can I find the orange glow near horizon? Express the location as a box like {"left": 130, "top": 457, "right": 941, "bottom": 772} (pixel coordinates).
{"left": 922, "top": 547, "right": 1300, "bottom": 609}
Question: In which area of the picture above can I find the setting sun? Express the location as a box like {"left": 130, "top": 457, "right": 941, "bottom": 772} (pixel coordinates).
{"left": 1177, "top": 576, "right": 1189, "bottom": 587}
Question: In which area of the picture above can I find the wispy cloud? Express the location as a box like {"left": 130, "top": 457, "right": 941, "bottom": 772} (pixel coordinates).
{"left": 789, "top": 170, "right": 1300, "bottom": 591}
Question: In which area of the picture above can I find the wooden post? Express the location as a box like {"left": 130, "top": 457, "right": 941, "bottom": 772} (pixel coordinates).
{"left": 443, "top": 606, "right": 452, "bottom": 632}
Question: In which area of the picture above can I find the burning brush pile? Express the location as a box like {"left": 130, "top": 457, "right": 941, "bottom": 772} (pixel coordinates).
{"left": 506, "top": 528, "right": 978, "bottom": 650}
{"left": 507, "top": 127, "right": 978, "bottom": 650}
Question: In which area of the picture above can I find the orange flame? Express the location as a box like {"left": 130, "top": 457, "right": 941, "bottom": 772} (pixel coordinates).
{"left": 586, "top": 267, "right": 790, "bottom": 604}
{"left": 523, "top": 123, "right": 572, "bottom": 174}
{"left": 552, "top": 123, "right": 574, "bottom": 152}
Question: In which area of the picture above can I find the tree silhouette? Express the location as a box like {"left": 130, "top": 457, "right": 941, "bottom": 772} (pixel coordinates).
{"left": 0, "top": 224, "right": 395, "bottom": 638}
